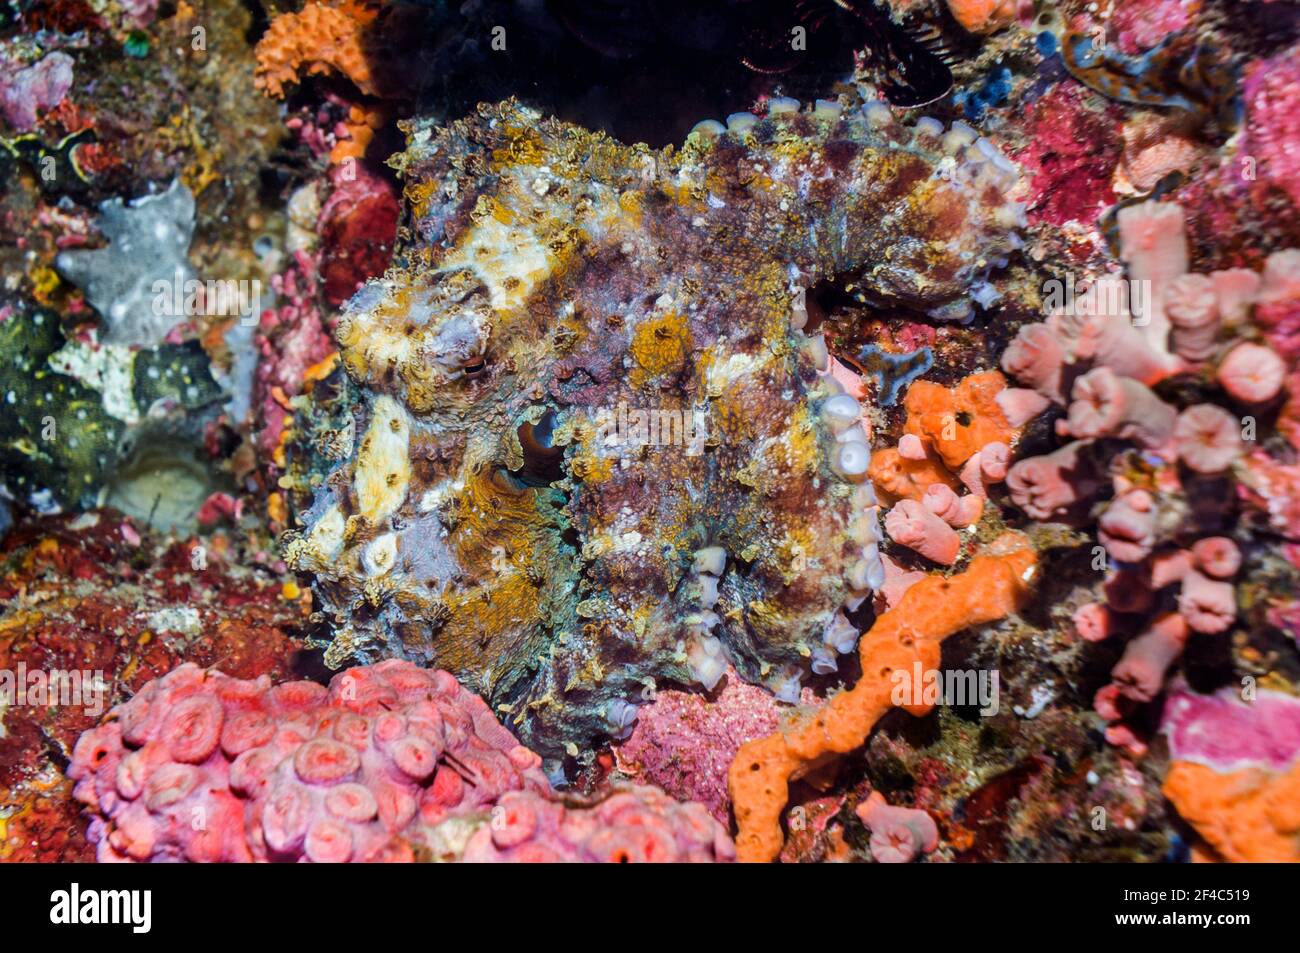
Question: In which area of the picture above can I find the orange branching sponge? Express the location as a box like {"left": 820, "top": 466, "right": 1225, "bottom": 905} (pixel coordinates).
{"left": 254, "top": 1, "right": 379, "bottom": 99}
{"left": 728, "top": 533, "right": 1038, "bottom": 863}
{"left": 946, "top": 0, "right": 1017, "bottom": 35}
{"left": 903, "top": 371, "right": 1019, "bottom": 471}
{"left": 1163, "top": 762, "right": 1300, "bottom": 862}
{"left": 870, "top": 371, "right": 1017, "bottom": 507}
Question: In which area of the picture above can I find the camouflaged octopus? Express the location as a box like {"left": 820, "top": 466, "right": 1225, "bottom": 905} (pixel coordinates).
{"left": 286, "top": 98, "right": 1023, "bottom": 764}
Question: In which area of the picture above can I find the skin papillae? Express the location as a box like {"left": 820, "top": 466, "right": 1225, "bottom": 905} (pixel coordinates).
{"left": 285, "top": 98, "right": 1021, "bottom": 761}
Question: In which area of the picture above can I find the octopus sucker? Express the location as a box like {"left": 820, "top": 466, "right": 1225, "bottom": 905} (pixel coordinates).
{"left": 287, "top": 98, "right": 1022, "bottom": 761}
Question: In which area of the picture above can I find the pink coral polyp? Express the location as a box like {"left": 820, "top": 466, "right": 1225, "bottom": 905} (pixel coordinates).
{"left": 1218, "top": 342, "right": 1286, "bottom": 404}
{"left": 1174, "top": 404, "right": 1244, "bottom": 474}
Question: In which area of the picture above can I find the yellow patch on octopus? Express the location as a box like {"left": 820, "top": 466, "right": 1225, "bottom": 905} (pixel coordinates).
{"left": 436, "top": 572, "right": 544, "bottom": 677}
{"left": 440, "top": 212, "right": 556, "bottom": 313}
{"left": 449, "top": 466, "right": 544, "bottom": 577}
{"left": 705, "top": 348, "right": 770, "bottom": 396}
{"left": 488, "top": 124, "right": 548, "bottom": 170}
{"left": 300, "top": 502, "right": 347, "bottom": 566}
{"left": 629, "top": 311, "right": 694, "bottom": 389}
{"left": 406, "top": 178, "right": 441, "bottom": 221}
{"left": 779, "top": 403, "right": 820, "bottom": 475}
{"left": 617, "top": 189, "right": 645, "bottom": 228}
{"left": 352, "top": 395, "right": 411, "bottom": 524}
{"left": 659, "top": 174, "right": 705, "bottom": 209}
{"left": 776, "top": 527, "right": 817, "bottom": 585}
{"left": 570, "top": 452, "right": 614, "bottom": 485}
{"left": 336, "top": 281, "right": 426, "bottom": 381}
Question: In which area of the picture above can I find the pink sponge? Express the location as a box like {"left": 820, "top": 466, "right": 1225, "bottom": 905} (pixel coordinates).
{"left": 1243, "top": 55, "right": 1300, "bottom": 213}
{"left": 1163, "top": 684, "right": 1300, "bottom": 773}
{"left": 1217, "top": 342, "right": 1286, "bottom": 404}
{"left": 1115, "top": 199, "right": 1188, "bottom": 351}
{"left": 1097, "top": 489, "right": 1159, "bottom": 563}
{"left": 69, "top": 661, "right": 733, "bottom": 863}
{"left": 959, "top": 441, "right": 1010, "bottom": 499}
{"left": 996, "top": 387, "right": 1053, "bottom": 427}
{"left": 1255, "top": 250, "right": 1300, "bottom": 360}
{"left": 1176, "top": 569, "right": 1237, "bottom": 634}
{"left": 922, "top": 483, "right": 982, "bottom": 528}
{"left": 1210, "top": 268, "right": 1260, "bottom": 326}
{"left": 1000, "top": 322, "right": 1069, "bottom": 404}
{"left": 1165, "top": 273, "right": 1221, "bottom": 362}
{"left": 1072, "top": 602, "right": 1114, "bottom": 642}
{"left": 1069, "top": 307, "right": 1184, "bottom": 386}
{"left": 1191, "top": 536, "right": 1241, "bottom": 579}
{"left": 1173, "top": 403, "right": 1244, "bottom": 474}
{"left": 1109, "top": 611, "right": 1189, "bottom": 704}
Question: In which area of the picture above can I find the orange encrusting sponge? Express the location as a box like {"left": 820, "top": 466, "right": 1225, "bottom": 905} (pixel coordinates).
{"left": 902, "top": 371, "right": 1018, "bottom": 470}
{"left": 945, "top": 0, "right": 1018, "bottom": 35}
{"left": 254, "top": 1, "right": 379, "bottom": 99}
{"left": 1163, "top": 760, "right": 1300, "bottom": 862}
{"left": 728, "top": 534, "right": 1038, "bottom": 863}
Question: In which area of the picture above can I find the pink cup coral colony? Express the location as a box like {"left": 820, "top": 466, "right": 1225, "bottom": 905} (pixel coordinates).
{"left": 3, "top": 0, "right": 1300, "bottom": 865}
{"left": 1001, "top": 197, "right": 1298, "bottom": 759}
{"left": 68, "top": 660, "right": 734, "bottom": 863}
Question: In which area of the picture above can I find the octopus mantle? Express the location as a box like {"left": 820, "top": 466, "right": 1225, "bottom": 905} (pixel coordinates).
{"left": 286, "top": 99, "right": 1022, "bottom": 762}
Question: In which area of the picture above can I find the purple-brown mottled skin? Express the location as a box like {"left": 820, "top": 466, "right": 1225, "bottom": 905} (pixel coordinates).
{"left": 287, "top": 99, "right": 1024, "bottom": 765}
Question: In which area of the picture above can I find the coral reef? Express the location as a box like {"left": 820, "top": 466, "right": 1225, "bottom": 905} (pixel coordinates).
{"left": 1240, "top": 52, "right": 1300, "bottom": 214}
{"left": 0, "top": 510, "right": 305, "bottom": 861}
{"left": 0, "top": 51, "right": 74, "bottom": 132}
{"left": 999, "top": 191, "right": 1298, "bottom": 758}
{"left": 612, "top": 672, "right": 791, "bottom": 821}
{"left": 254, "top": 1, "right": 380, "bottom": 100}
{"left": 946, "top": 0, "right": 1017, "bottom": 37}
{"left": 1161, "top": 685, "right": 1300, "bottom": 861}
{"left": 2, "top": 0, "right": 1299, "bottom": 872}
{"left": 855, "top": 791, "right": 939, "bottom": 862}
{"left": 459, "top": 786, "right": 734, "bottom": 862}
{"left": 870, "top": 371, "right": 1015, "bottom": 564}
{"left": 0, "top": 299, "right": 225, "bottom": 519}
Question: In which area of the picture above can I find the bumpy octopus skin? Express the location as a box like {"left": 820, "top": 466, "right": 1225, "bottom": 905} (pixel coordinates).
{"left": 286, "top": 99, "right": 1023, "bottom": 761}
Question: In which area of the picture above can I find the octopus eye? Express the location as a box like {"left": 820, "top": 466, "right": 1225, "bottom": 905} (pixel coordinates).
{"left": 464, "top": 357, "right": 487, "bottom": 378}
